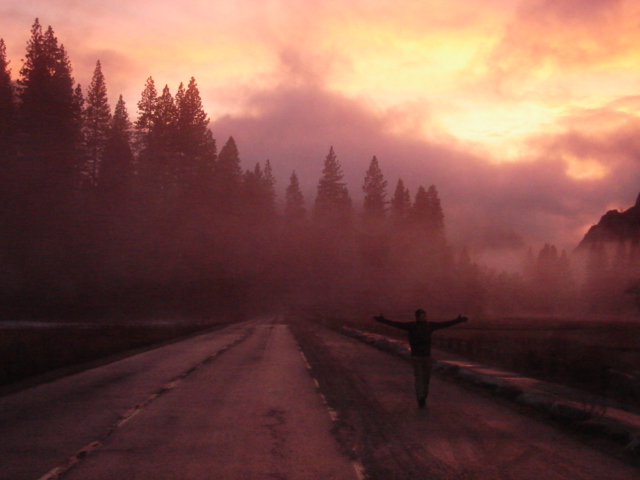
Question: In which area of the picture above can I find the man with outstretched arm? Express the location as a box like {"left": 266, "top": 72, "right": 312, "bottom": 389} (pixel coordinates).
{"left": 374, "top": 309, "right": 468, "bottom": 408}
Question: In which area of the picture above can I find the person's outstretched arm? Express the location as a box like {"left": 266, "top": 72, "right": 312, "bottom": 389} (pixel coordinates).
{"left": 430, "top": 315, "right": 468, "bottom": 331}
{"left": 373, "top": 314, "right": 411, "bottom": 331}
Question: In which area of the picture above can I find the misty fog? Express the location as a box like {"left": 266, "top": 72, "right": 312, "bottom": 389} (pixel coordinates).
{"left": 1, "top": 20, "right": 639, "bottom": 322}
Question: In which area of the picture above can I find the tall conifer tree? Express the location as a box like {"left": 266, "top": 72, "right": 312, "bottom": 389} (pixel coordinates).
{"left": 100, "top": 95, "right": 134, "bottom": 195}
{"left": 262, "top": 159, "right": 277, "bottom": 217}
{"left": 390, "top": 178, "right": 411, "bottom": 224}
{"left": 136, "top": 82, "right": 177, "bottom": 192}
{"left": 175, "top": 78, "right": 214, "bottom": 159}
{"left": 0, "top": 39, "right": 16, "bottom": 163}
{"left": 314, "top": 146, "right": 352, "bottom": 225}
{"left": 362, "top": 155, "right": 387, "bottom": 221}
{"left": 0, "top": 38, "right": 16, "bottom": 248}
{"left": 411, "top": 184, "right": 444, "bottom": 236}
{"left": 174, "top": 77, "right": 216, "bottom": 189}
{"left": 241, "top": 162, "right": 275, "bottom": 219}
{"left": 153, "top": 84, "right": 178, "bottom": 154}
{"left": 83, "top": 60, "right": 111, "bottom": 185}
{"left": 135, "top": 76, "right": 158, "bottom": 153}
{"left": 18, "top": 19, "right": 83, "bottom": 203}
{"left": 285, "top": 170, "right": 306, "bottom": 223}
{"left": 424, "top": 184, "right": 444, "bottom": 236}
{"left": 214, "top": 136, "right": 243, "bottom": 207}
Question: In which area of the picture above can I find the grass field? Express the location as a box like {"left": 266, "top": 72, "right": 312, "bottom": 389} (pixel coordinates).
{"left": 0, "top": 320, "right": 223, "bottom": 388}
{"left": 3, "top": 314, "right": 639, "bottom": 407}
{"left": 322, "top": 314, "right": 640, "bottom": 406}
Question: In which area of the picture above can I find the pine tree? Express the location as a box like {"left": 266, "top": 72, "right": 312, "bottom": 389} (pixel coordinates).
{"left": 134, "top": 76, "right": 158, "bottom": 153}
{"left": 241, "top": 160, "right": 276, "bottom": 219}
{"left": 136, "top": 83, "right": 177, "bottom": 192}
{"left": 153, "top": 84, "right": 178, "bottom": 154}
{"left": 262, "top": 159, "right": 277, "bottom": 217}
{"left": 412, "top": 184, "right": 444, "bottom": 236}
{"left": 113, "top": 95, "right": 133, "bottom": 144}
{"left": 0, "top": 38, "right": 16, "bottom": 163}
{"left": 0, "top": 38, "right": 17, "bottom": 247}
{"left": 175, "top": 78, "right": 213, "bottom": 158}
{"left": 18, "top": 19, "right": 83, "bottom": 199}
{"left": 426, "top": 184, "right": 444, "bottom": 234}
{"left": 83, "top": 60, "right": 111, "bottom": 185}
{"left": 285, "top": 170, "right": 306, "bottom": 223}
{"left": 99, "top": 94, "right": 134, "bottom": 195}
{"left": 241, "top": 162, "right": 264, "bottom": 216}
{"left": 362, "top": 155, "right": 387, "bottom": 221}
{"left": 174, "top": 77, "right": 216, "bottom": 188}
{"left": 214, "top": 136, "right": 243, "bottom": 206}
{"left": 72, "top": 83, "right": 85, "bottom": 189}
{"left": 390, "top": 178, "right": 411, "bottom": 224}
{"left": 314, "top": 146, "right": 352, "bottom": 226}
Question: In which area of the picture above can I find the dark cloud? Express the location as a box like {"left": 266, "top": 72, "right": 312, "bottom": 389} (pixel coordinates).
{"left": 6, "top": 0, "right": 639, "bottom": 258}
{"left": 209, "top": 78, "right": 640, "bottom": 252}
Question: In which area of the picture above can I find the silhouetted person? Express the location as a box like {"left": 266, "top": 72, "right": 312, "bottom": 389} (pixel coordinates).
{"left": 374, "top": 309, "right": 468, "bottom": 408}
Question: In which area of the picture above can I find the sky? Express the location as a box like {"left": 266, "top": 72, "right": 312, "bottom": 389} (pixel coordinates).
{"left": 3, "top": 0, "right": 640, "bottom": 259}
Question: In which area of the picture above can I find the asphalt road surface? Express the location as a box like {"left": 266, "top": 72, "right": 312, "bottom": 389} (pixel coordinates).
{"left": 1, "top": 317, "right": 638, "bottom": 480}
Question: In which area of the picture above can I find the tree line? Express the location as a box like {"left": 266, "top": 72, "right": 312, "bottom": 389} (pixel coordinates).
{"left": 1, "top": 20, "right": 631, "bottom": 320}
{"left": 0, "top": 20, "right": 457, "bottom": 319}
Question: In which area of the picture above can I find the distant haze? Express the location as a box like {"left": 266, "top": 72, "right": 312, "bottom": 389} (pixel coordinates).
{"left": 4, "top": 0, "right": 640, "bottom": 252}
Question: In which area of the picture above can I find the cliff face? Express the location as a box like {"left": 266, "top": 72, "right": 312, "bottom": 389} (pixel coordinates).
{"left": 578, "top": 192, "right": 640, "bottom": 248}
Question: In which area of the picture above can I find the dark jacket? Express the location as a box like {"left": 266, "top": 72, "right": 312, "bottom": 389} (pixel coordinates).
{"left": 374, "top": 316, "right": 466, "bottom": 356}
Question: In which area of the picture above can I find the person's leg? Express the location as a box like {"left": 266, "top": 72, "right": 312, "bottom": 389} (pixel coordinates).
{"left": 421, "top": 357, "right": 432, "bottom": 400}
{"left": 412, "top": 357, "right": 428, "bottom": 407}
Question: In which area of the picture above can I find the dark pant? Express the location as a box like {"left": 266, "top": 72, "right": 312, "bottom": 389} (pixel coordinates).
{"left": 412, "top": 356, "right": 432, "bottom": 400}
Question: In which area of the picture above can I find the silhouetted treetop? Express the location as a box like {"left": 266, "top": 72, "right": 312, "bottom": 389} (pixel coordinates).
{"left": 135, "top": 76, "right": 158, "bottom": 149}
{"left": 314, "top": 146, "right": 352, "bottom": 226}
{"left": 362, "top": 155, "right": 387, "bottom": 221}
{"left": 285, "top": 170, "right": 306, "bottom": 223}
{"left": 213, "top": 136, "right": 243, "bottom": 209}
{"left": 18, "top": 19, "right": 83, "bottom": 195}
{"left": 390, "top": 178, "right": 411, "bottom": 224}
{"left": 99, "top": 95, "right": 134, "bottom": 194}
{"left": 412, "top": 184, "right": 444, "bottom": 236}
{"left": 174, "top": 77, "right": 215, "bottom": 165}
{"left": 0, "top": 38, "right": 16, "bottom": 160}
{"left": 216, "top": 136, "right": 242, "bottom": 181}
{"left": 241, "top": 160, "right": 277, "bottom": 219}
{"left": 83, "top": 60, "right": 111, "bottom": 185}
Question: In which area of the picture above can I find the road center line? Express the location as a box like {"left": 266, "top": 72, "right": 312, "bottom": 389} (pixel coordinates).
{"left": 296, "top": 341, "right": 367, "bottom": 480}
{"left": 35, "top": 326, "right": 255, "bottom": 480}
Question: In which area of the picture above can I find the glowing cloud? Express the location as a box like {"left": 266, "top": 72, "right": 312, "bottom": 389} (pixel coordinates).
{"left": 2, "top": 0, "right": 640, "bottom": 249}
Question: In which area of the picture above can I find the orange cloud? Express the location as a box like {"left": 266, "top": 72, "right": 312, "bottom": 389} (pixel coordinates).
{"left": 480, "top": 0, "right": 640, "bottom": 98}
{"left": 4, "top": 0, "right": 640, "bottom": 251}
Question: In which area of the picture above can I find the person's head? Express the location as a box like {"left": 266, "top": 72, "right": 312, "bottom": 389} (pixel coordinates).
{"left": 415, "top": 309, "right": 427, "bottom": 322}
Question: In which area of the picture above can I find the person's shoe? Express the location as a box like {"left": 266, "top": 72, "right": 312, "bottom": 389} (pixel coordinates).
{"left": 418, "top": 397, "right": 426, "bottom": 408}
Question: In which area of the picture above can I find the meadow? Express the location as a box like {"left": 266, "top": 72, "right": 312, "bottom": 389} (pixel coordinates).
{"left": 324, "top": 314, "right": 640, "bottom": 407}
{"left": 0, "top": 320, "right": 219, "bottom": 389}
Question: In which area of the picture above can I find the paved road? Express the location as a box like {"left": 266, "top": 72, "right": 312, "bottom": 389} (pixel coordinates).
{"left": 0, "top": 317, "right": 638, "bottom": 480}
{"left": 290, "top": 320, "right": 639, "bottom": 480}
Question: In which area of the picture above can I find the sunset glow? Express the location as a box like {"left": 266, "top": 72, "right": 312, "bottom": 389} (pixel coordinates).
{"left": 3, "top": 0, "right": 640, "bottom": 249}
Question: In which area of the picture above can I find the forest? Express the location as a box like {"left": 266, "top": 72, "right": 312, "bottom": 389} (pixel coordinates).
{"left": 0, "top": 20, "right": 636, "bottom": 321}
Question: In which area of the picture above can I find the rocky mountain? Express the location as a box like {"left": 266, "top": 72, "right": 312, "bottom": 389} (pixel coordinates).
{"left": 578, "top": 192, "right": 640, "bottom": 249}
